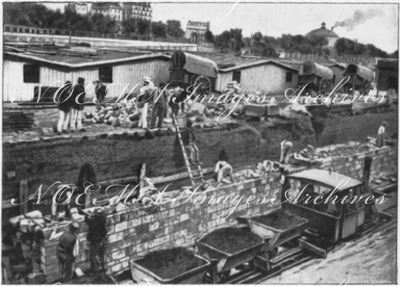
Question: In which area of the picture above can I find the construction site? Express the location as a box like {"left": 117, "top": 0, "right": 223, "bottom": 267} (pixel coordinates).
{"left": 2, "top": 3, "right": 399, "bottom": 285}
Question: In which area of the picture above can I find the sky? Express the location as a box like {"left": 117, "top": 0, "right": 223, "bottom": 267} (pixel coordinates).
{"left": 42, "top": 1, "right": 399, "bottom": 53}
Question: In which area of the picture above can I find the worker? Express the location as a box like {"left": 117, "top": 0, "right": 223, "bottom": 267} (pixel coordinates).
{"left": 150, "top": 84, "right": 168, "bottom": 129}
{"left": 280, "top": 140, "right": 293, "bottom": 164}
{"left": 214, "top": 150, "right": 235, "bottom": 184}
{"left": 56, "top": 222, "right": 79, "bottom": 282}
{"left": 56, "top": 81, "right": 73, "bottom": 135}
{"left": 376, "top": 121, "right": 387, "bottom": 147}
{"left": 93, "top": 79, "right": 107, "bottom": 111}
{"left": 80, "top": 208, "right": 107, "bottom": 272}
{"left": 169, "top": 86, "right": 185, "bottom": 117}
{"left": 181, "top": 120, "right": 200, "bottom": 165}
{"left": 137, "top": 76, "right": 155, "bottom": 129}
{"left": 70, "top": 77, "right": 86, "bottom": 132}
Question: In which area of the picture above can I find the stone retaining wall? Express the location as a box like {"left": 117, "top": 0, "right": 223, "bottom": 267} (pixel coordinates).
{"left": 36, "top": 144, "right": 396, "bottom": 281}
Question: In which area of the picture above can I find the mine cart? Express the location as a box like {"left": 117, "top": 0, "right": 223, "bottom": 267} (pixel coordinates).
{"left": 130, "top": 247, "right": 211, "bottom": 284}
{"left": 342, "top": 63, "right": 374, "bottom": 95}
{"left": 298, "top": 60, "right": 334, "bottom": 95}
{"left": 247, "top": 209, "right": 309, "bottom": 272}
{"left": 195, "top": 227, "right": 264, "bottom": 283}
{"left": 169, "top": 50, "right": 217, "bottom": 96}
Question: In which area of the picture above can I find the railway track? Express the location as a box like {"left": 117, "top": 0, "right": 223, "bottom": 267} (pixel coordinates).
{"left": 217, "top": 209, "right": 397, "bottom": 284}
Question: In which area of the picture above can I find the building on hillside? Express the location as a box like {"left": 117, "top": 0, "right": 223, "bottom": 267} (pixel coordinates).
{"left": 3, "top": 46, "right": 170, "bottom": 102}
{"left": 306, "top": 22, "right": 339, "bottom": 48}
{"left": 169, "top": 51, "right": 300, "bottom": 94}
{"left": 65, "top": 3, "right": 90, "bottom": 15}
{"left": 123, "top": 2, "right": 152, "bottom": 21}
{"left": 91, "top": 2, "right": 152, "bottom": 22}
{"left": 91, "top": 2, "right": 123, "bottom": 21}
{"left": 185, "top": 21, "right": 210, "bottom": 44}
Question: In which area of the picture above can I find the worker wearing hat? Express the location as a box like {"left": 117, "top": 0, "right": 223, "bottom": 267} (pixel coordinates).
{"left": 70, "top": 77, "right": 86, "bottom": 132}
{"left": 56, "top": 222, "right": 79, "bottom": 282}
{"left": 376, "top": 121, "right": 388, "bottom": 147}
{"left": 137, "top": 76, "right": 156, "bottom": 129}
{"left": 56, "top": 81, "right": 73, "bottom": 135}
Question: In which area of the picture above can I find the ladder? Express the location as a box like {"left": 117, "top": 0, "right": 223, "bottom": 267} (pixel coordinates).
{"left": 171, "top": 114, "right": 205, "bottom": 186}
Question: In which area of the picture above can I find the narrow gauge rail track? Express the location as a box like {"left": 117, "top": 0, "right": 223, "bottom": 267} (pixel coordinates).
{"left": 215, "top": 214, "right": 396, "bottom": 284}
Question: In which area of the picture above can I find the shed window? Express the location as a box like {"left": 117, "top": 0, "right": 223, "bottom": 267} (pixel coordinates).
{"left": 232, "top": 70, "right": 241, "bottom": 83}
{"left": 23, "top": 64, "right": 40, "bottom": 83}
{"left": 99, "top": 66, "right": 113, "bottom": 83}
{"left": 285, "top": 71, "right": 293, "bottom": 83}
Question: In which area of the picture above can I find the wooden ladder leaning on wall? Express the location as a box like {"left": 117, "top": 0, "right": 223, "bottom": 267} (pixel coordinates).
{"left": 171, "top": 113, "right": 205, "bottom": 187}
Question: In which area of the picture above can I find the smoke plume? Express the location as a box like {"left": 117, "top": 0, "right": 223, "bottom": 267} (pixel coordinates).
{"left": 332, "top": 9, "right": 384, "bottom": 31}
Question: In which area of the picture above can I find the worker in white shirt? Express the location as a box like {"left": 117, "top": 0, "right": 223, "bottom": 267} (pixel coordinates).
{"left": 376, "top": 121, "right": 387, "bottom": 147}
{"left": 137, "top": 76, "right": 155, "bottom": 129}
{"left": 280, "top": 140, "right": 293, "bottom": 164}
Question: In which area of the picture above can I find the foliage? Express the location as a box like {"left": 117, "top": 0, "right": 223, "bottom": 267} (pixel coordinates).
{"left": 204, "top": 30, "right": 214, "bottom": 43}
{"left": 151, "top": 21, "right": 167, "bottom": 38}
{"left": 166, "top": 20, "right": 184, "bottom": 38}
{"left": 215, "top": 29, "right": 243, "bottom": 52}
{"left": 335, "top": 38, "right": 387, "bottom": 57}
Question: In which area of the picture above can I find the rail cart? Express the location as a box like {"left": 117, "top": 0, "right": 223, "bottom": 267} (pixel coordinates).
{"left": 130, "top": 248, "right": 210, "bottom": 284}
{"left": 195, "top": 227, "right": 264, "bottom": 283}
{"left": 247, "top": 209, "right": 309, "bottom": 272}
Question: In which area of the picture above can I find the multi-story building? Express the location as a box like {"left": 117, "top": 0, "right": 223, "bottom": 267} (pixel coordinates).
{"left": 65, "top": 3, "right": 90, "bottom": 15}
{"left": 185, "top": 21, "right": 210, "bottom": 44}
{"left": 123, "top": 2, "right": 152, "bottom": 21}
{"left": 91, "top": 2, "right": 123, "bottom": 21}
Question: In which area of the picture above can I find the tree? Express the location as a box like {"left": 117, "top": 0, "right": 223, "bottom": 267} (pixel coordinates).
{"left": 204, "top": 30, "right": 214, "bottom": 43}
{"left": 137, "top": 19, "right": 151, "bottom": 35}
{"left": 122, "top": 18, "right": 137, "bottom": 34}
{"left": 166, "top": 20, "right": 184, "bottom": 39}
{"left": 151, "top": 21, "right": 167, "bottom": 38}
{"left": 252, "top": 32, "right": 263, "bottom": 41}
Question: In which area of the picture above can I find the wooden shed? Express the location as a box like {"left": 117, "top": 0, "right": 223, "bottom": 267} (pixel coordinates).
{"left": 3, "top": 46, "right": 171, "bottom": 102}
{"left": 169, "top": 51, "right": 300, "bottom": 95}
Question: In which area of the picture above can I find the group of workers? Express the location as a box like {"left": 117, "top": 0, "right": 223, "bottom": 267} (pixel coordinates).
{"left": 57, "top": 76, "right": 188, "bottom": 133}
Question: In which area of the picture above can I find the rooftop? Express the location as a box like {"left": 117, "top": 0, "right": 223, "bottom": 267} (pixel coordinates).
{"left": 306, "top": 22, "right": 339, "bottom": 39}
{"left": 288, "top": 169, "right": 363, "bottom": 191}
{"left": 4, "top": 45, "right": 170, "bottom": 68}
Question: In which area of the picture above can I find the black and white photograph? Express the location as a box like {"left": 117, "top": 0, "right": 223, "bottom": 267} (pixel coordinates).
{"left": 1, "top": 1, "right": 399, "bottom": 284}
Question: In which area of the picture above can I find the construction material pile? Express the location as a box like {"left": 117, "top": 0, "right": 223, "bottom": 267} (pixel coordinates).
{"left": 3, "top": 111, "right": 35, "bottom": 132}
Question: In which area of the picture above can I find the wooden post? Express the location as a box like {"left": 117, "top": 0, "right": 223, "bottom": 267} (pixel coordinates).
{"left": 20, "top": 180, "right": 28, "bottom": 215}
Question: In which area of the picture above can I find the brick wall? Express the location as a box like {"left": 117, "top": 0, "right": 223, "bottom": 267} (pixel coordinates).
{"left": 40, "top": 176, "right": 281, "bottom": 281}
{"left": 38, "top": 144, "right": 397, "bottom": 281}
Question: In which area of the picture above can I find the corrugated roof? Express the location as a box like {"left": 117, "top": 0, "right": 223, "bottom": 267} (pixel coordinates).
{"left": 288, "top": 169, "right": 362, "bottom": 191}
{"left": 4, "top": 46, "right": 170, "bottom": 68}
